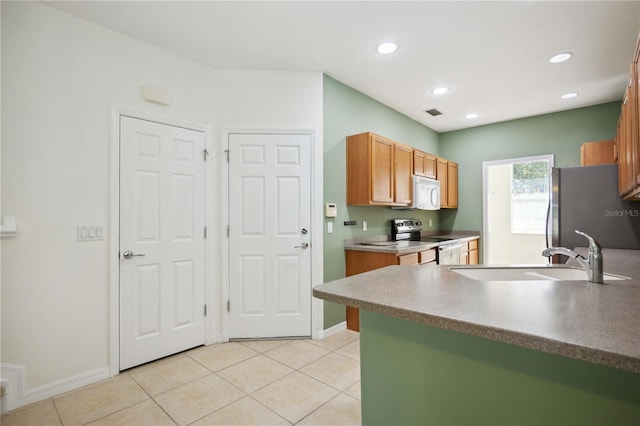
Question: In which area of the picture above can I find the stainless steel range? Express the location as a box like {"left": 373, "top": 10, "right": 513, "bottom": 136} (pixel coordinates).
{"left": 391, "top": 219, "right": 462, "bottom": 265}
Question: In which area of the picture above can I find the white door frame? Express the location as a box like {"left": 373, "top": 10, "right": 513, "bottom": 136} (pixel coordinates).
{"left": 482, "top": 154, "right": 554, "bottom": 264}
{"left": 109, "top": 107, "right": 213, "bottom": 376}
{"left": 222, "top": 129, "right": 323, "bottom": 342}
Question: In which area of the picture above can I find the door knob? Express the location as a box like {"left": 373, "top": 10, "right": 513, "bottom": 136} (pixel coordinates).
{"left": 122, "top": 250, "right": 146, "bottom": 259}
{"left": 294, "top": 242, "right": 309, "bottom": 249}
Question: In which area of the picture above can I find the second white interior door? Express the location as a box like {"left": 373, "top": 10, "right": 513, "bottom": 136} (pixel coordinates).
{"left": 228, "top": 133, "right": 312, "bottom": 339}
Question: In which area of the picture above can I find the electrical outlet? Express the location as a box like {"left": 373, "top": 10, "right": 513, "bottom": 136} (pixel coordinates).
{"left": 328, "top": 221, "right": 333, "bottom": 234}
{"left": 363, "top": 221, "right": 368, "bottom": 232}
{"left": 429, "top": 219, "right": 433, "bottom": 227}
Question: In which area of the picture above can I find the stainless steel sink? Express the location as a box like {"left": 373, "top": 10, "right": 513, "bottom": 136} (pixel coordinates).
{"left": 450, "top": 265, "right": 630, "bottom": 282}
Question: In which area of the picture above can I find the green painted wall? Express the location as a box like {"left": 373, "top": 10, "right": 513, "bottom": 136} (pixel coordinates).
{"left": 361, "top": 310, "right": 640, "bottom": 425}
{"left": 322, "top": 76, "right": 622, "bottom": 328}
{"left": 438, "top": 102, "right": 621, "bottom": 234}
{"left": 322, "top": 75, "right": 440, "bottom": 327}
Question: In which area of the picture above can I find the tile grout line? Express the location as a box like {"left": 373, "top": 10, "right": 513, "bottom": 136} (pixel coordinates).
{"left": 50, "top": 397, "right": 65, "bottom": 426}
{"left": 293, "top": 391, "right": 360, "bottom": 426}
{"left": 255, "top": 338, "right": 361, "bottom": 424}
{"left": 2, "top": 333, "right": 360, "bottom": 426}
{"left": 127, "top": 372, "right": 179, "bottom": 426}
{"left": 216, "top": 337, "right": 360, "bottom": 424}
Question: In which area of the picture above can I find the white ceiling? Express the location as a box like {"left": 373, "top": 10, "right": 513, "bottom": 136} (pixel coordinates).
{"left": 43, "top": 1, "right": 640, "bottom": 132}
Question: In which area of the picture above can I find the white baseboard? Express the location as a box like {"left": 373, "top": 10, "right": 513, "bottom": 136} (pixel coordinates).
{"left": 0, "top": 324, "right": 345, "bottom": 413}
{"left": 317, "top": 321, "right": 347, "bottom": 339}
{"left": 1, "top": 363, "right": 110, "bottom": 412}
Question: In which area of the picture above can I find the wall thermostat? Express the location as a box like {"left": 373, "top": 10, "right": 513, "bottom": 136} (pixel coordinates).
{"left": 325, "top": 203, "right": 337, "bottom": 218}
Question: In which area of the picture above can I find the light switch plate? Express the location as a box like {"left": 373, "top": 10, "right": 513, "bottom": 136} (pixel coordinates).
{"left": 78, "top": 225, "right": 104, "bottom": 242}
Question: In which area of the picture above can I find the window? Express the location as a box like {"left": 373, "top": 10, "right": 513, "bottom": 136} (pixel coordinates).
{"left": 510, "top": 160, "right": 550, "bottom": 235}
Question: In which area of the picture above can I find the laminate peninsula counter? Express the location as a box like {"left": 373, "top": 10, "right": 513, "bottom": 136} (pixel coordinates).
{"left": 313, "top": 261, "right": 640, "bottom": 425}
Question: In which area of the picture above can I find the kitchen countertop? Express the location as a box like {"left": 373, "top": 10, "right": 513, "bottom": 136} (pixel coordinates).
{"left": 344, "top": 231, "right": 480, "bottom": 254}
{"left": 313, "top": 256, "right": 640, "bottom": 373}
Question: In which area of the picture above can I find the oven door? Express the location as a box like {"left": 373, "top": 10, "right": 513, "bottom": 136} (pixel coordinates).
{"left": 438, "top": 243, "right": 461, "bottom": 265}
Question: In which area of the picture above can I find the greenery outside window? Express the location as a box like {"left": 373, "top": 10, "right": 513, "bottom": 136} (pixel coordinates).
{"left": 511, "top": 160, "right": 550, "bottom": 235}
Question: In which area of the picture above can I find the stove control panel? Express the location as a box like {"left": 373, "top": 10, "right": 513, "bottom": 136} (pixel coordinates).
{"left": 391, "top": 219, "right": 423, "bottom": 240}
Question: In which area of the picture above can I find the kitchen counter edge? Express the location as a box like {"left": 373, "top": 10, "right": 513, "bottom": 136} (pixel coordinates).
{"left": 313, "top": 265, "right": 640, "bottom": 374}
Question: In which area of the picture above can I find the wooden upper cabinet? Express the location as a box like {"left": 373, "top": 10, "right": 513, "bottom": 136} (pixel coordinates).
{"left": 633, "top": 59, "right": 640, "bottom": 189}
{"left": 616, "top": 35, "right": 640, "bottom": 200}
{"left": 447, "top": 162, "right": 459, "bottom": 209}
{"left": 436, "top": 157, "right": 458, "bottom": 209}
{"left": 394, "top": 143, "right": 413, "bottom": 205}
{"left": 413, "top": 149, "right": 436, "bottom": 179}
{"left": 346, "top": 132, "right": 413, "bottom": 206}
{"left": 436, "top": 157, "right": 448, "bottom": 207}
{"left": 580, "top": 140, "right": 616, "bottom": 166}
{"left": 371, "top": 134, "right": 395, "bottom": 203}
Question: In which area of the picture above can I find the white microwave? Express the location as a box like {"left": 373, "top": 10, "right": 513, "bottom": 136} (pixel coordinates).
{"left": 412, "top": 176, "right": 440, "bottom": 210}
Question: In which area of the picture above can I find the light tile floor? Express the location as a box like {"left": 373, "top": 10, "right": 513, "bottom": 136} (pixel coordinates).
{"left": 1, "top": 330, "right": 361, "bottom": 426}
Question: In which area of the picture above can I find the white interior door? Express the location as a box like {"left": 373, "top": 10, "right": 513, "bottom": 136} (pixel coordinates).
{"left": 119, "top": 116, "right": 206, "bottom": 370}
{"left": 228, "top": 133, "right": 311, "bottom": 339}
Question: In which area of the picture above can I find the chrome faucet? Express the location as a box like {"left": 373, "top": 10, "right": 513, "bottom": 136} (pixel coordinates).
{"left": 542, "top": 230, "right": 604, "bottom": 284}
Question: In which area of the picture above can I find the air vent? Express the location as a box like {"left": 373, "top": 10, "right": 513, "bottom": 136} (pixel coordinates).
{"left": 424, "top": 108, "right": 442, "bottom": 117}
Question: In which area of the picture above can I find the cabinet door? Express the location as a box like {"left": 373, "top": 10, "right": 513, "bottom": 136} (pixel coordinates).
{"left": 345, "top": 250, "right": 398, "bottom": 332}
{"left": 413, "top": 150, "right": 436, "bottom": 179}
{"left": 616, "top": 40, "right": 640, "bottom": 200}
{"left": 394, "top": 143, "right": 413, "bottom": 205}
{"left": 424, "top": 153, "right": 437, "bottom": 179}
{"left": 469, "top": 250, "right": 479, "bottom": 265}
{"left": 618, "top": 112, "right": 627, "bottom": 196}
{"left": 447, "top": 162, "right": 458, "bottom": 208}
{"left": 632, "top": 60, "right": 640, "bottom": 189}
{"left": 437, "top": 158, "right": 448, "bottom": 207}
{"left": 580, "top": 140, "right": 616, "bottom": 166}
{"left": 623, "top": 90, "right": 634, "bottom": 195}
{"left": 371, "top": 135, "right": 395, "bottom": 203}
{"left": 413, "top": 150, "right": 427, "bottom": 177}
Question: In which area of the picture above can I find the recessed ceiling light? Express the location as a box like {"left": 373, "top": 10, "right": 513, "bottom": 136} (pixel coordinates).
{"left": 431, "top": 87, "right": 448, "bottom": 95}
{"left": 549, "top": 52, "right": 572, "bottom": 64}
{"left": 465, "top": 113, "right": 478, "bottom": 119}
{"left": 377, "top": 42, "right": 398, "bottom": 55}
{"left": 561, "top": 92, "right": 579, "bottom": 99}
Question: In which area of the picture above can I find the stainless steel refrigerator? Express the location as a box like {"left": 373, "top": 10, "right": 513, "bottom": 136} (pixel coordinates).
{"left": 550, "top": 164, "right": 640, "bottom": 250}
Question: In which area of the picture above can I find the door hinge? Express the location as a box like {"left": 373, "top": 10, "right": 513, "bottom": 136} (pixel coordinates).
{"left": 204, "top": 226, "right": 207, "bottom": 239}
{"left": 227, "top": 300, "right": 230, "bottom": 312}
{"left": 203, "top": 149, "right": 209, "bottom": 161}
{"left": 204, "top": 304, "right": 207, "bottom": 316}
{"left": 227, "top": 225, "right": 230, "bottom": 237}
{"left": 224, "top": 149, "right": 229, "bottom": 162}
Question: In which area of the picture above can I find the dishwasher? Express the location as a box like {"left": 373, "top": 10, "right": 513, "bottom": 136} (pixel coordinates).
{"left": 437, "top": 242, "right": 462, "bottom": 265}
